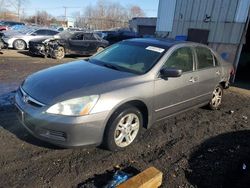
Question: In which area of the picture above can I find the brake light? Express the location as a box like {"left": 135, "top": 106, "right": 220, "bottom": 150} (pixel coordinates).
{"left": 230, "top": 67, "right": 235, "bottom": 75}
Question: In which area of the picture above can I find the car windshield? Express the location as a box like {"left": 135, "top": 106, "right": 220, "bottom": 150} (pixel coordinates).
{"left": 90, "top": 42, "right": 166, "bottom": 74}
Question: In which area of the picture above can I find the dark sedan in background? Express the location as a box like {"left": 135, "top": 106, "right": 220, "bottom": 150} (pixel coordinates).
{"left": 29, "top": 31, "right": 109, "bottom": 59}
{"left": 102, "top": 29, "right": 141, "bottom": 45}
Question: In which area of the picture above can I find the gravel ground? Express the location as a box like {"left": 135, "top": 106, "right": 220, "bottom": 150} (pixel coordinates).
{"left": 0, "top": 55, "right": 250, "bottom": 188}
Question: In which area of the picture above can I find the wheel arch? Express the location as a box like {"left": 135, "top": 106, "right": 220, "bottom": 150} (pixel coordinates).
{"left": 219, "top": 81, "right": 229, "bottom": 89}
{"left": 105, "top": 99, "right": 149, "bottom": 130}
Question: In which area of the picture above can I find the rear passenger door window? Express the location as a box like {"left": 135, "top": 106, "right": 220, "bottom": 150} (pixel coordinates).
{"left": 163, "top": 47, "right": 194, "bottom": 72}
{"left": 196, "top": 47, "right": 214, "bottom": 69}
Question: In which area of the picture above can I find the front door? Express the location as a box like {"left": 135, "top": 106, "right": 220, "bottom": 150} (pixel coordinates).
{"left": 154, "top": 46, "right": 200, "bottom": 121}
{"left": 68, "top": 33, "right": 88, "bottom": 53}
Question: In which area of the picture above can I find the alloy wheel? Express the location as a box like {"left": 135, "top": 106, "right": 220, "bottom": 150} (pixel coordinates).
{"left": 211, "top": 86, "right": 223, "bottom": 108}
{"left": 114, "top": 113, "right": 140, "bottom": 148}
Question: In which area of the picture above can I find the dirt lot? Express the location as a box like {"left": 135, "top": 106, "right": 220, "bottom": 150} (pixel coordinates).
{"left": 0, "top": 52, "right": 250, "bottom": 188}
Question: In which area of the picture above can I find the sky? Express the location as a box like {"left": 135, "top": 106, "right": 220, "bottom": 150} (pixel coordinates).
{"left": 23, "top": 0, "right": 159, "bottom": 19}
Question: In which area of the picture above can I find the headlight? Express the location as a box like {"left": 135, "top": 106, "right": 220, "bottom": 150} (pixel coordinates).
{"left": 46, "top": 95, "right": 99, "bottom": 116}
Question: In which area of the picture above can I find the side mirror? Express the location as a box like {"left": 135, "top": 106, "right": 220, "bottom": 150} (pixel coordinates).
{"left": 31, "top": 33, "right": 37, "bottom": 36}
{"left": 160, "top": 68, "right": 182, "bottom": 79}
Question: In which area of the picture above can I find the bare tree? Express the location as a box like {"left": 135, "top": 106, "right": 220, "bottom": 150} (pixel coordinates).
{"left": 0, "top": 0, "right": 27, "bottom": 21}
{"left": 82, "top": 0, "right": 134, "bottom": 30}
{"left": 129, "top": 5, "right": 145, "bottom": 19}
{"left": 25, "top": 10, "right": 53, "bottom": 26}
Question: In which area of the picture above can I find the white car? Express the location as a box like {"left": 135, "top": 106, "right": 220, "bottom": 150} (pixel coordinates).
{"left": 2, "top": 28, "right": 59, "bottom": 50}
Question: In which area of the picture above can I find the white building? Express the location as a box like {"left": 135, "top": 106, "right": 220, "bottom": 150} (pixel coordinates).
{"left": 156, "top": 0, "right": 250, "bottom": 80}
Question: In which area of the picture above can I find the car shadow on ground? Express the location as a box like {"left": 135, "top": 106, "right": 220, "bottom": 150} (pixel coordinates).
{"left": 17, "top": 50, "right": 91, "bottom": 60}
{"left": 17, "top": 50, "right": 42, "bottom": 57}
{"left": 186, "top": 130, "right": 250, "bottom": 188}
{"left": 0, "top": 92, "right": 62, "bottom": 149}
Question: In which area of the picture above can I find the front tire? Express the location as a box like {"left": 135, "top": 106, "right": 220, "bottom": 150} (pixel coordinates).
{"left": 52, "top": 46, "right": 65, "bottom": 59}
{"left": 103, "top": 106, "right": 143, "bottom": 151}
{"left": 209, "top": 85, "right": 223, "bottom": 110}
{"left": 13, "top": 39, "right": 26, "bottom": 50}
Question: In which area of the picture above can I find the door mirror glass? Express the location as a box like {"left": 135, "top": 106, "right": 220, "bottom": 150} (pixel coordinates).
{"left": 160, "top": 68, "right": 182, "bottom": 78}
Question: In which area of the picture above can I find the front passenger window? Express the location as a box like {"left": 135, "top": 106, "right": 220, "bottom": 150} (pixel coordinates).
{"left": 163, "top": 47, "right": 193, "bottom": 72}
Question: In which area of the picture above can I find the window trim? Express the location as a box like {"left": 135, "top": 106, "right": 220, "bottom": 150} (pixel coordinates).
{"left": 195, "top": 46, "right": 216, "bottom": 71}
{"left": 158, "top": 46, "right": 196, "bottom": 77}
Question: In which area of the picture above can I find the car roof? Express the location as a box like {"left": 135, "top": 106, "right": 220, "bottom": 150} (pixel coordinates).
{"left": 124, "top": 38, "right": 201, "bottom": 49}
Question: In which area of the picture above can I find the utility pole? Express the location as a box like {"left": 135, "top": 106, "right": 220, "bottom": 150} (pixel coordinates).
{"left": 17, "top": 0, "right": 21, "bottom": 21}
{"left": 63, "top": 6, "right": 67, "bottom": 21}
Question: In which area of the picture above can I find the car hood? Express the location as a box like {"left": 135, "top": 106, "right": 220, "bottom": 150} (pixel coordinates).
{"left": 22, "top": 60, "right": 137, "bottom": 105}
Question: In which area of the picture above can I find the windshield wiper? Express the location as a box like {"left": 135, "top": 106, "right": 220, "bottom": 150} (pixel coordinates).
{"left": 103, "top": 63, "right": 120, "bottom": 71}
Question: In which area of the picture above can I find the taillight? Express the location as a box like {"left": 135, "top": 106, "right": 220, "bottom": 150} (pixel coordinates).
{"left": 230, "top": 67, "right": 235, "bottom": 75}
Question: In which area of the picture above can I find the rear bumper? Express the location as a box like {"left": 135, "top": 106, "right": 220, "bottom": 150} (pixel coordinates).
{"left": 15, "top": 90, "right": 109, "bottom": 148}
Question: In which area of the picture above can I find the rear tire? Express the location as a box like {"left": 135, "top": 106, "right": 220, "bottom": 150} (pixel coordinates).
{"left": 209, "top": 85, "right": 223, "bottom": 110}
{"left": 102, "top": 105, "right": 143, "bottom": 151}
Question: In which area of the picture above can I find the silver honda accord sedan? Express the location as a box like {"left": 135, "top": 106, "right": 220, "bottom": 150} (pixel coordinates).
{"left": 15, "top": 38, "right": 233, "bottom": 150}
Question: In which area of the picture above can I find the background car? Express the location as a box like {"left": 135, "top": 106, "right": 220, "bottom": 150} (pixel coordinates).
{"left": 2, "top": 28, "right": 59, "bottom": 50}
{"left": 29, "top": 31, "right": 109, "bottom": 59}
{"left": 102, "top": 29, "right": 141, "bottom": 45}
{"left": 0, "top": 20, "right": 25, "bottom": 31}
{"left": 15, "top": 38, "right": 233, "bottom": 151}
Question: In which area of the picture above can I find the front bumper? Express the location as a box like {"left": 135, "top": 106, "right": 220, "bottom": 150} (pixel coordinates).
{"left": 15, "top": 89, "right": 109, "bottom": 148}
{"left": 29, "top": 43, "right": 46, "bottom": 56}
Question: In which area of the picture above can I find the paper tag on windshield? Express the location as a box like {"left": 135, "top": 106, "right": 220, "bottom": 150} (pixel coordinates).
{"left": 146, "top": 46, "right": 165, "bottom": 53}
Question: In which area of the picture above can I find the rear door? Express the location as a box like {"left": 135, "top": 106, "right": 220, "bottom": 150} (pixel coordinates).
{"left": 83, "top": 33, "right": 99, "bottom": 53}
{"left": 194, "top": 46, "right": 222, "bottom": 101}
{"left": 154, "top": 46, "right": 201, "bottom": 120}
